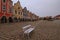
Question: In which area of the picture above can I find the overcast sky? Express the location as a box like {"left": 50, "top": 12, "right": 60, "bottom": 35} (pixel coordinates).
{"left": 12, "top": 0, "right": 60, "bottom": 17}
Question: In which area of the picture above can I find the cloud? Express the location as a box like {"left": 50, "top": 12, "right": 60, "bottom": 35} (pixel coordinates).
{"left": 12, "top": 0, "right": 60, "bottom": 17}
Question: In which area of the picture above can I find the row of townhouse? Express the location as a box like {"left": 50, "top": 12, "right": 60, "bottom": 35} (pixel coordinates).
{"left": 13, "top": 0, "right": 39, "bottom": 21}
{"left": 54, "top": 15, "right": 60, "bottom": 20}
{"left": 0, "top": 0, "right": 39, "bottom": 23}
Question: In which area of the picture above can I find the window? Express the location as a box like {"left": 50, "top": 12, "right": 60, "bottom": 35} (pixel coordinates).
{"left": 23, "top": 12, "right": 27, "bottom": 16}
{"left": 3, "top": 0, "right": 6, "bottom": 3}
{"left": 9, "top": 8, "right": 13, "bottom": 13}
{"left": 18, "top": 12, "right": 20, "bottom": 14}
{"left": 18, "top": 7, "right": 20, "bottom": 9}
{"left": 15, "top": 10, "right": 17, "bottom": 14}
{"left": 9, "top": 1, "right": 13, "bottom": 5}
{"left": 21, "top": 12, "right": 22, "bottom": 15}
{"left": 2, "top": 5, "right": 6, "bottom": 11}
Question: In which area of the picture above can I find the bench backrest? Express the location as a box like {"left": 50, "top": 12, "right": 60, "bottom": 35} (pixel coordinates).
{"left": 22, "top": 25, "right": 31, "bottom": 31}
{"left": 24, "top": 27, "right": 34, "bottom": 34}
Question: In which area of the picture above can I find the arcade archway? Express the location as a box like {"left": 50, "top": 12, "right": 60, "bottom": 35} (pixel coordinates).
{"left": 14, "top": 17, "right": 18, "bottom": 22}
{"left": 8, "top": 17, "right": 13, "bottom": 23}
{"left": 1, "top": 16, "right": 7, "bottom": 23}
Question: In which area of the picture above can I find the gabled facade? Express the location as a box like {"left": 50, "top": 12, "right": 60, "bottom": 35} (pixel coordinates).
{"left": 13, "top": 0, "right": 23, "bottom": 21}
{"left": 22, "top": 7, "right": 29, "bottom": 21}
{"left": 27, "top": 11, "right": 32, "bottom": 21}
{"left": 27, "top": 11, "right": 31, "bottom": 20}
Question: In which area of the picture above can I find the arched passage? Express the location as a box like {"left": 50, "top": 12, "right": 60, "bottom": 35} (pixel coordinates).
{"left": 1, "top": 16, "right": 7, "bottom": 23}
{"left": 8, "top": 17, "right": 13, "bottom": 23}
{"left": 14, "top": 17, "right": 18, "bottom": 22}
{"left": 18, "top": 18, "right": 20, "bottom": 22}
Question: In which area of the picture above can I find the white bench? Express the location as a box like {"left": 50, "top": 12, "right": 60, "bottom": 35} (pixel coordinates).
{"left": 22, "top": 25, "right": 35, "bottom": 39}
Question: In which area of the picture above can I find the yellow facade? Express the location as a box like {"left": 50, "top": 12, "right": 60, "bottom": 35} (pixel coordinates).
{"left": 13, "top": 0, "right": 23, "bottom": 19}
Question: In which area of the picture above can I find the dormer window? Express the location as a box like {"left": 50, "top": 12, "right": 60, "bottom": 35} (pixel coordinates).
{"left": 3, "top": 0, "right": 6, "bottom": 3}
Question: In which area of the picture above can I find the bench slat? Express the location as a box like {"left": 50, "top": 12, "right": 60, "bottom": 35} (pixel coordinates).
{"left": 23, "top": 25, "right": 31, "bottom": 30}
{"left": 24, "top": 28, "right": 34, "bottom": 34}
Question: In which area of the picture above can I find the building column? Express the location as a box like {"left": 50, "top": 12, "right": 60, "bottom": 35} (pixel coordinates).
{"left": 0, "top": 19, "right": 1, "bottom": 23}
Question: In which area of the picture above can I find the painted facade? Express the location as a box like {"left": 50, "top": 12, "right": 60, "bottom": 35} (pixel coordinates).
{"left": 0, "top": 0, "right": 13, "bottom": 23}
{"left": 13, "top": 0, "right": 23, "bottom": 21}
{"left": 22, "top": 7, "right": 29, "bottom": 21}
{"left": 0, "top": 0, "right": 13, "bottom": 18}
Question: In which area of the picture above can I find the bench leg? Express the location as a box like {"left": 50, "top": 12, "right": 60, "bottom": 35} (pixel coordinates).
{"left": 24, "top": 33, "right": 30, "bottom": 40}
{"left": 27, "top": 34, "right": 30, "bottom": 40}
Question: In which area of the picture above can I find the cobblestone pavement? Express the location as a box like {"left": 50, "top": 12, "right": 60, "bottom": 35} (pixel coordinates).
{"left": 0, "top": 20, "right": 60, "bottom": 40}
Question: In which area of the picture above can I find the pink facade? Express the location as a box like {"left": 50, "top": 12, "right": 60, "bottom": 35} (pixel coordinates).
{"left": 0, "top": 0, "right": 13, "bottom": 19}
